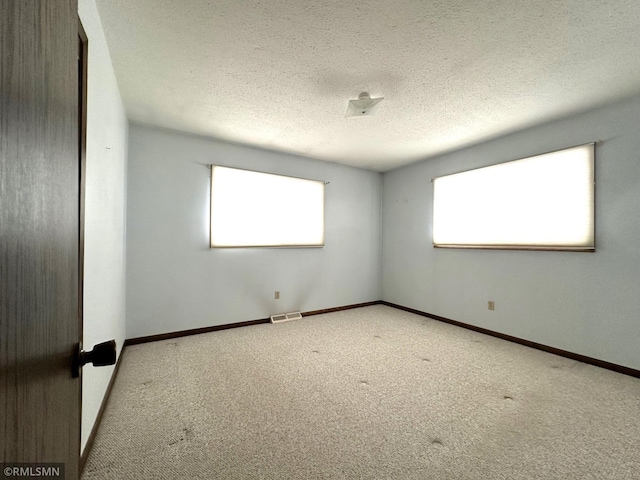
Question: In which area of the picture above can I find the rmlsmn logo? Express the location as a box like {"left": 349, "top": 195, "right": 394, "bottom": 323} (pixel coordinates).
{"left": 1, "top": 463, "right": 65, "bottom": 479}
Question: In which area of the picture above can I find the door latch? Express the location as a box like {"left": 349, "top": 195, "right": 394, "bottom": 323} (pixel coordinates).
{"left": 73, "top": 340, "right": 116, "bottom": 377}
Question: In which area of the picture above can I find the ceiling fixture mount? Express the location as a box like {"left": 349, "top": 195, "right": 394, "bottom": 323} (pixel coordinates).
{"left": 345, "top": 92, "right": 384, "bottom": 118}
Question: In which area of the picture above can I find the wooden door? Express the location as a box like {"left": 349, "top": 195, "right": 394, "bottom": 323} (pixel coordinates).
{"left": 1, "top": 1, "right": 82, "bottom": 478}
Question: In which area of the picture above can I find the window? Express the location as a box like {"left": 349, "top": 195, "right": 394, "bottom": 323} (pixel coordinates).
{"left": 210, "top": 165, "right": 325, "bottom": 248}
{"left": 432, "top": 143, "right": 595, "bottom": 251}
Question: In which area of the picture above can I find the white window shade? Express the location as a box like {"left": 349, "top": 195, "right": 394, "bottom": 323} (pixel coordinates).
{"left": 432, "top": 144, "right": 595, "bottom": 251}
{"left": 210, "top": 166, "right": 324, "bottom": 248}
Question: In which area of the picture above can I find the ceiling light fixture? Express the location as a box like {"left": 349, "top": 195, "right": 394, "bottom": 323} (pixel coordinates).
{"left": 345, "top": 92, "right": 384, "bottom": 118}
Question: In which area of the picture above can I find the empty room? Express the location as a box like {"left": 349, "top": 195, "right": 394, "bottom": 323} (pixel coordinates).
{"left": 2, "top": 1, "right": 640, "bottom": 479}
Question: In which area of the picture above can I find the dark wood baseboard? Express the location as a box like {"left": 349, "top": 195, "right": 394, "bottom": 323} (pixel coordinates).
{"left": 302, "top": 301, "right": 382, "bottom": 317}
{"left": 124, "top": 317, "right": 271, "bottom": 346}
{"left": 380, "top": 301, "right": 640, "bottom": 379}
{"left": 80, "top": 347, "right": 125, "bottom": 473}
{"left": 124, "top": 302, "right": 383, "bottom": 346}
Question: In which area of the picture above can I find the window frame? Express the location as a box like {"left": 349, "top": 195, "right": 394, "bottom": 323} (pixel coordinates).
{"left": 209, "top": 164, "right": 326, "bottom": 249}
{"left": 431, "top": 143, "right": 596, "bottom": 252}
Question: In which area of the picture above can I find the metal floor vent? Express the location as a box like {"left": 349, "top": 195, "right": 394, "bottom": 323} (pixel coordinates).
{"left": 270, "top": 312, "right": 302, "bottom": 324}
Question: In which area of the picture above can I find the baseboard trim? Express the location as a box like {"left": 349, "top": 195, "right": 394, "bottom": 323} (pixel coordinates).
{"left": 80, "top": 347, "right": 125, "bottom": 473}
{"left": 380, "top": 301, "right": 640, "bottom": 379}
{"left": 302, "top": 301, "right": 382, "bottom": 317}
{"left": 124, "top": 302, "right": 383, "bottom": 346}
{"left": 124, "top": 317, "right": 271, "bottom": 346}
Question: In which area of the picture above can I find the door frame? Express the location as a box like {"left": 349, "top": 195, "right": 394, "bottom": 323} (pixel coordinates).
{"left": 78, "top": 16, "right": 88, "bottom": 472}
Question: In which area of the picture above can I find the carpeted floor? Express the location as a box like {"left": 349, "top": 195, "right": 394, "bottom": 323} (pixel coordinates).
{"left": 82, "top": 305, "right": 640, "bottom": 479}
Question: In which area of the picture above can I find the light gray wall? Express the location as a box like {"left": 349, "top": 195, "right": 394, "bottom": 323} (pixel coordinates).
{"left": 79, "top": 0, "right": 128, "bottom": 452}
{"left": 382, "top": 94, "right": 640, "bottom": 370}
{"left": 126, "top": 124, "right": 382, "bottom": 339}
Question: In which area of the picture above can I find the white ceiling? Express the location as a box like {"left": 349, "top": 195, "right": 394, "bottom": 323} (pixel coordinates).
{"left": 95, "top": 0, "right": 640, "bottom": 171}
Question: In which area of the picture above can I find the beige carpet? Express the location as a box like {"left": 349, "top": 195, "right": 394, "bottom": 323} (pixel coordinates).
{"left": 82, "top": 305, "right": 640, "bottom": 479}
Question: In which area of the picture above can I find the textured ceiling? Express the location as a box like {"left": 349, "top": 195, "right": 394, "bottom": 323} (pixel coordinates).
{"left": 95, "top": 0, "right": 640, "bottom": 171}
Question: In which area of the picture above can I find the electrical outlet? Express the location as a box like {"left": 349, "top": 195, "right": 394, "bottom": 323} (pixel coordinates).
{"left": 488, "top": 301, "right": 495, "bottom": 311}
{"left": 275, "top": 291, "right": 280, "bottom": 300}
